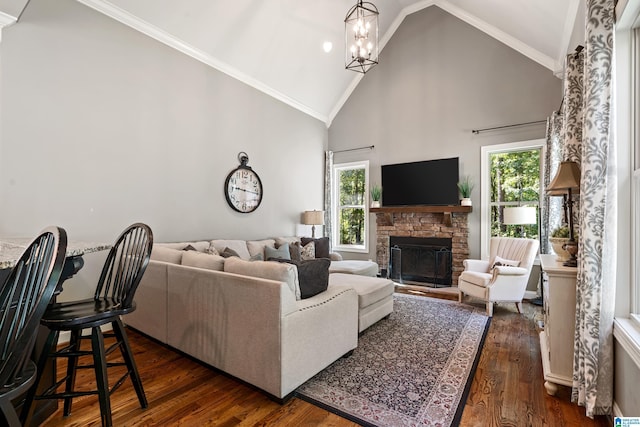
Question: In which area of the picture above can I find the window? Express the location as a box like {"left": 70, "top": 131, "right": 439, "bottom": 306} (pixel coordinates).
{"left": 480, "top": 140, "right": 544, "bottom": 259}
{"left": 332, "top": 161, "right": 369, "bottom": 252}
{"left": 633, "top": 26, "right": 640, "bottom": 320}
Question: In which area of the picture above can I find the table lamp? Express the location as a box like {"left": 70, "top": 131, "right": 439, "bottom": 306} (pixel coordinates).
{"left": 302, "top": 210, "right": 324, "bottom": 238}
{"left": 546, "top": 161, "right": 581, "bottom": 267}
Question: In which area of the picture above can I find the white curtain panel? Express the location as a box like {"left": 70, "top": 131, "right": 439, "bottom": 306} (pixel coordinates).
{"left": 572, "top": 0, "right": 616, "bottom": 417}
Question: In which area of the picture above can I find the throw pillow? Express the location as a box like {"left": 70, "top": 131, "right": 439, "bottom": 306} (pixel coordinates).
{"left": 181, "top": 251, "right": 225, "bottom": 271}
{"left": 220, "top": 247, "right": 240, "bottom": 258}
{"left": 150, "top": 246, "right": 183, "bottom": 264}
{"left": 300, "top": 241, "right": 315, "bottom": 260}
{"left": 205, "top": 243, "right": 220, "bottom": 256}
{"left": 183, "top": 244, "right": 198, "bottom": 251}
{"left": 490, "top": 255, "right": 521, "bottom": 273}
{"left": 272, "top": 258, "right": 330, "bottom": 299}
{"left": 265, "top": 244, "right": 291, "bottom": 260}
{"left": 287, "top": 241, "right": 301, "bottom": 262}
{"left": 301, "top": 237, "right": 330, "bottom": 259}
{"left": 250, "top": 253, "right": 264, "bottom": 261}
{"left": 223, "top": 257, "right": 301, "bottom": 300}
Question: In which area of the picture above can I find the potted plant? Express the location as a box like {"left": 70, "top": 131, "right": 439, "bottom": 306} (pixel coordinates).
{"left": 457, "top": 176, "right": 474, "bottom": 206}
{"left": 370, "top": 184, "right": 382, "bottom": 208}
{"left": 549, "top": 225, "right": 571, "bottom": 262}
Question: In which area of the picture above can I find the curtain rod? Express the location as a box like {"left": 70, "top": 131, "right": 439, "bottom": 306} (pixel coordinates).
{"left": 471, "top": 120, "right": 546, "bottom": 135}
{"left": 333, "top": 145, "right": 375, "bottom": 153}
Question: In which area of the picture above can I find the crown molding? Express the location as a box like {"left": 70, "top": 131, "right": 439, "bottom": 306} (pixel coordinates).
{"left": 0, "top": 10, "right": 17, "bottom": 28}
{"left": 328, "top": 0, "right": 558, "bottom": 127}
{"left": 75, "top": 0, "right": 327, "bottom": 124}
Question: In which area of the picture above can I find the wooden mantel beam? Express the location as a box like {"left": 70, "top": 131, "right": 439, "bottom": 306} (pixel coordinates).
{"left": 370, "top": 205, "right": 472, "bottom": 227}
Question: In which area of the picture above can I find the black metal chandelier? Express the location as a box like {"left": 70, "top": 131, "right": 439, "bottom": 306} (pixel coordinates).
{"left": 344, "top": 0, "right": 379, "bottom": 73}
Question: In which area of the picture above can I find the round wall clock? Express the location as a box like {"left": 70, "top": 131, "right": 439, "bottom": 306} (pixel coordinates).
{"left": 224, "top": 152, "right": 263, "bottom": 213}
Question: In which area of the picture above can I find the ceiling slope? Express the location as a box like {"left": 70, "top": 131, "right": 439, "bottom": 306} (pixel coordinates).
{"left": 72, "top": 0, "right": 576, "bottom": 126}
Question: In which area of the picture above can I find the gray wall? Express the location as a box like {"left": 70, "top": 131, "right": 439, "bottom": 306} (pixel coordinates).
{"left": 0, "top": 0, "right": 326, "bottom": 297}
{"left": 329, "top": 6, "right": 562, "bottom": 260}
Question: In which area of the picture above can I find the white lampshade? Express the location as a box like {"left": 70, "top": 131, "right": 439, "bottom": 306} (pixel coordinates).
{"left": 302, "top": 210, "right": 324, "bottom": 226}
{"left": 503, "top": 206, "right": 537, "bottom": 225}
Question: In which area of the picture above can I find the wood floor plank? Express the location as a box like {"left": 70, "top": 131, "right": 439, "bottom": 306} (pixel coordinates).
{"left": 38, "top": 295, "right": 610, "bottom": 426}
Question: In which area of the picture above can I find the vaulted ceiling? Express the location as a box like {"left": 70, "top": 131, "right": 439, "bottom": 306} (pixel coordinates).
{"left": 1, "top": 0, "right": 581, "bottom": 125}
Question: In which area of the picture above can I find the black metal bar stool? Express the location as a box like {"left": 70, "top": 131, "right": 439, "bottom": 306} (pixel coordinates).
{"left": 21, "top": 223, "right": 153, "bottom": 427}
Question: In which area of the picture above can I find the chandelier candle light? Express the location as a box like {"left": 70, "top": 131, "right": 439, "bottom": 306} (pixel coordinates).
{"left": 345, "top": 0, "right": 379, "bottom": 73}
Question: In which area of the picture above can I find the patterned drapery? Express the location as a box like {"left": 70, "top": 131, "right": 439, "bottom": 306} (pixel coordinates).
{"left": 571, "top": 0, "right": 616, "bottom": 417}
{"left": 324, "top": 151, "right": 334, "bottom": 247}
{"left": 541, "top": 112, "right": 564, "bottom": 255}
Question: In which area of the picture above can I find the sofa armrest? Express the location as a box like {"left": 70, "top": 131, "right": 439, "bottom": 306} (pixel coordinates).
{"left": 281, "top": 286, "right": 358, "bottom": 396}
{"left": 329, "top": 252, "right": 343, "bottom": 261}
{"left": 463, "top": 259, "right": 490, "bottom": 273}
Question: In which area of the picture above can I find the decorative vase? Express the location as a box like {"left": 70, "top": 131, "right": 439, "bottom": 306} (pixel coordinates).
{"left": 461, "top": 198, "right": 472, "bottom": 206}
{"left": 371, "top": 201, "right": 381, "bottom": 208}
{"left": 549, "top": 237, "right": 570, "bottom": 262}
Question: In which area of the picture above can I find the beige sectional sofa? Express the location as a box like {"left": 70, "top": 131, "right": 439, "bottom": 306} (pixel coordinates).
{"left": 125, "top": 237, "right": 393, "bottom": 400}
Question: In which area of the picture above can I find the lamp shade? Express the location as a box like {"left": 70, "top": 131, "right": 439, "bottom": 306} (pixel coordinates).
{"left": 547, "top": 161, "right": 581, "bottom": 196}
{"left": 302, "top": 210, "right": 324, "bottom": 226}
{"left": 503, "top": 206, "right": 537, "bottom": 225}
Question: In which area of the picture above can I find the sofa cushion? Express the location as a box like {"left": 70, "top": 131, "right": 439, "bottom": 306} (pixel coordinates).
{"left": 301, "top": 237, "right": 330, "bottom": 259}
{"left": 272, "top": 258, "right": 330, "bottom": 299}
{"left": 287, "top": 242, "right": 301, "bottom": 262}
{"left": 209, "top": 240, "right": 251, "bottom": 260}
{"left": 247, "top": 239, "right": 276, "bottom": 258}
{"left": 329, "top": 273, "right": 394, "bottom": 308}
{"left": 151, "top": 246, "right": 184, "bottom": 264}
{"left": 223, "top": 257, "right": 301, "bottom": 300}
{"left": 459, "top": 271, "right": 492, "bottom": 287}
{"left": 329, "top": 260, "right": 378, "bottom": 277}
{"left": 265, "top": 244, "right": 290, "bottom": 260}
{"left": 160, "top": 241, "right": 210, "bottom": 252}
{"left": 274, "top": 236, "right": 300, "bottom": 246}
{"left": 181, "top": 251, "right": 225, "bottom": 271}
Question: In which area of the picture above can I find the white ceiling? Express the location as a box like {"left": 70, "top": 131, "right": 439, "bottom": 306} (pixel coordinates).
{"left": 4, "top": 0, "right": 580, "bottom": 125}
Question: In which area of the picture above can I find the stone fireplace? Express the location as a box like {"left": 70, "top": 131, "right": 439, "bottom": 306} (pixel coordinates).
{"left": 372, "top": 206, "right": 471, "bottom": 286}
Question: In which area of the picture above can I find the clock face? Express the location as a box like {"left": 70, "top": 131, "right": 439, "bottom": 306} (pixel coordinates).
{"left": 224, "top": 166, "right": 263, "bottom": 213}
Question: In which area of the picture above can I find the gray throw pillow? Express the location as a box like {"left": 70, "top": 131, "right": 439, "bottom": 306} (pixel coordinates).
{"left": 265, "top": 244, "right": 291, "bottom": 260}
{"left": 288, "top": 242, "right": 301, "bottom": 262}
{"left": 220, "top": 247, "right": 240, "bottom": 258}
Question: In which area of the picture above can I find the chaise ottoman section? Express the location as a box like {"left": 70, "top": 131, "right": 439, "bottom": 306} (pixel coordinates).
{"left": 329, "top": 260, "right": 379, "bottom": 277}
{"left": 329, "top": 273, "right": 394, "bottom": 332}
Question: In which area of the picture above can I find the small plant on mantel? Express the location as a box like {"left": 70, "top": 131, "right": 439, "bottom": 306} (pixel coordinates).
{"left": 370, "top": 184, "right": 382, "bottom": 208}
{"left": 457, "top": 176, "right": 474, "bottom": 206}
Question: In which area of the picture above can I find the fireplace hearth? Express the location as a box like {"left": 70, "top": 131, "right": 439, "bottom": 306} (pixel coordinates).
{"left": 389, "top": 236, "right": 452, "bottom": 287}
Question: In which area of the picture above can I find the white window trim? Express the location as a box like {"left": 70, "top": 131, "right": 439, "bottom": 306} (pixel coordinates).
{"left": 332, "top": 160, "right": 369, "bottom": 253}
{"left": 480, "top": 139, "right": 545, "bottom": 259}
{"left": 614, "top": 0, "right": 640, "bottom": 365}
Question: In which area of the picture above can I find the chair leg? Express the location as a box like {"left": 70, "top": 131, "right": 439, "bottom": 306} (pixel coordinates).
{"left": 112, "top": 317, "right": 148, "bottom": 408}
{"left": 515, "top": 302, "right": 523, "bottom": 313}
{"left": 63, "top": 330, "right": 81, "bottom": 416}
{"left": 486, "top": 302, "right": 494, "bottom": 317}
{"left": 2, "top": 400, "right": 22, "bottom": 427}
{"left": 21, "top": 329, "right": 60, "bottom": 425}
{"left": 91, "top": 327, "right": 112, "bottom": 427}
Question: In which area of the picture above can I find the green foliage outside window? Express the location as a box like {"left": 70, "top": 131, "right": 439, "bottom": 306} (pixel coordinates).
{"left": 338, "top": 168, "right": 365, "bottom": 245}
{"left": 490, "top": 149, "right": 540, "bottom": 239}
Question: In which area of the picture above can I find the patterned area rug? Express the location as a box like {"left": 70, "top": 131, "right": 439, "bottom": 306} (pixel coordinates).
{"left": 296, "top": 293, "right": 490, "bottom": 426}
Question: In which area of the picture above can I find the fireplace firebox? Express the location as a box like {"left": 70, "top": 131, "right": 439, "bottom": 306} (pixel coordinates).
{"left": 388, "top": 236, "right": 452, "bottom": 287}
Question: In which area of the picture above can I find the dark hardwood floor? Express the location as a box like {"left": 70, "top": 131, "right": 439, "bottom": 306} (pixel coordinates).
{"left": 38, "top": 293, "right": 611, "bottom": 427}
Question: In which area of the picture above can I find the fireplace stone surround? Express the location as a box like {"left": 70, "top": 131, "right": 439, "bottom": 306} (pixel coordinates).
{"left": 371, "top": 206, "right": 471, "bottom": 286}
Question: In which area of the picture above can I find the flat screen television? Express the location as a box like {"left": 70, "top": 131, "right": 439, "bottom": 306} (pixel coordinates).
{"left": 381, "top": 157, "right": 459, "bottom": 206}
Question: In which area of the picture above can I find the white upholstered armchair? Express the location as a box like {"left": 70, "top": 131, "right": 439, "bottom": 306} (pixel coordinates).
{"left": 458, "top": 237, "right": 539, "bottom": 316}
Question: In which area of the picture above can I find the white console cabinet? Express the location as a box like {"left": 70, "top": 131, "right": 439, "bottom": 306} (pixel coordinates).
{"left": 539, "top": 254, "right": 577, "bottom": 395}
